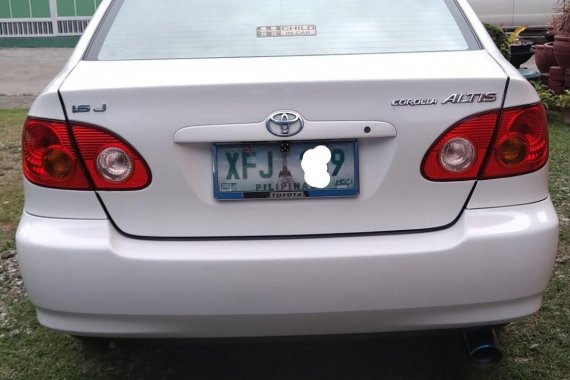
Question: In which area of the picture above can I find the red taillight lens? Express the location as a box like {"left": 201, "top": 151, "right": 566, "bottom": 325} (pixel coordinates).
{"left": 482, "top": 104, "right": 548, "bottom": 179}
{"left": 72, "top": 125, "right": 151, "bottom": 190}
{"left": 22, "top": 118, "right": 151, "bottom": 190}
{"left": 421, "top": 111, "right": 499, "bottom": 181}
{"left": 422, "top": 103, "right": 548, "bottom": 181}
{"left": 22, "top": 118, "right": 90, "bottom": 189}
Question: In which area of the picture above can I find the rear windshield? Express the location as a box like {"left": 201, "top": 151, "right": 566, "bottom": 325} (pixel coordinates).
{"left": 88, "top": 0, "right": 477, "bottom": 61}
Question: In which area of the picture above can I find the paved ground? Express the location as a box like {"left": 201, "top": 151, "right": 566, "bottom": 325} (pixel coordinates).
{"left": 0, "top": 47, "right": 539, "bottom": 110}
{"left": 0, "top": 48, "right": 73, "bottom": 109}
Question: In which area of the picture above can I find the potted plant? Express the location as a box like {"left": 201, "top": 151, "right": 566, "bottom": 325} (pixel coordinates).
{"left": 507, "top": 26, "right": 535, "bottom": 69}
{"left": 484, "top": 24, "right": 535, "bottom": 68}
{"left": 536, "top": 20, "right": 557, "bottom": 74}
{"left": 535, "top": 42, "right": 558, "bottom": 74}
{"left": 553, "top": 0, "right": 570, "bottom": 67}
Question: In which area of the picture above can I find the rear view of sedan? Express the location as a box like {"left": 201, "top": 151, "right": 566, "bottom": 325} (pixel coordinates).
{"left": 17, "top": 0, "right": 558, "bottom": 358}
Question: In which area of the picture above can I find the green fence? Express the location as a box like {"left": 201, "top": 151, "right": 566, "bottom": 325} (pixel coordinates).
{"left": 0, "top": 0, "right": 102, "bottom": 43}
{"left": 0, "top": 0, "right": 103, "bottom": 19}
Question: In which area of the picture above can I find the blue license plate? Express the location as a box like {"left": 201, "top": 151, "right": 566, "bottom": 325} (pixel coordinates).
{"left": 213, "top": 140, "right": 359, "bottom": 200}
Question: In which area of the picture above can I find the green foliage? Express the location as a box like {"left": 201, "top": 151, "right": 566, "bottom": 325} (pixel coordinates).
{"left": 533, "top": 82, "right": 558, "bottom": 109}
{"left": 533, "top": 82, "right": 570, "bottom": 109}
{"left": 555, "top": 90, "right": 570, "bottom": 108}
{"left": 484, "top": 23, "right": 511, "bottom": 60}
{"left": 507, "top": 26, "right": 529, "bottom": 45}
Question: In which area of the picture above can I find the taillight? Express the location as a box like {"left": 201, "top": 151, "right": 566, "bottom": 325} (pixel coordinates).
{"left": 421, "top": 111, "right": 499, "bottom": 181}
{"left": 22, "top": 118, "right": 151, "bottom": 190}
{"left": 22, "top": 118, "right": 90, "bottom": 189}
{"left": 422, "top": 103, "right": 548, "bottom": 181}
{"left": 482, "top": 104, "right": 548, "bottom": 179}
{"left": 72, "top": 125, "right": 151, "bottom": 190}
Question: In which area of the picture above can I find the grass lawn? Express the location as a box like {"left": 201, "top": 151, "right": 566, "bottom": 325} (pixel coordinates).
{"left": 0, "top": 109, "right": 568, "bottom": 379}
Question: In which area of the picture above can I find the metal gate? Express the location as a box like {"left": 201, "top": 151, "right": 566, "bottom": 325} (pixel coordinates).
{"left": 0, "top": 0, "right": 101, "bottom": 37}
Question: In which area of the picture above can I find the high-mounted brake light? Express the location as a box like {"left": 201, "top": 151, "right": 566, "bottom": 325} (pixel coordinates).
{"left": 22, "top": 118, "right": 151, "bottom": 190}
{"left": 22, "top": 118, "right": 90, "bottom": 189}
{"left": 422, "top": 103, "right": 548, "bottom": 181}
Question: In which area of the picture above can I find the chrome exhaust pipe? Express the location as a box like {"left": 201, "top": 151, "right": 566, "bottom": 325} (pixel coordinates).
{"left": 463, "top": 329, "right": 503, "bottom": 369}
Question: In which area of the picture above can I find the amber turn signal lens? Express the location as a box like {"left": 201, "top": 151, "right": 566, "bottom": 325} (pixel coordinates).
{"left": 43, "top": 147, "right": 74, "bottom": 179}
{"left": 22, "top": 118, "right": 90, "bottom": 189}
{"left": 496, "top": 135, "right": 529, "bottom": 167}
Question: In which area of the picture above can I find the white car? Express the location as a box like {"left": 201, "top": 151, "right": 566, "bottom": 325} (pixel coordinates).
{"left": 469, "top": 0, "right": 557, "bottom": 29}
{"left": 17, "top": 0, "right": 558, "bottom": 367}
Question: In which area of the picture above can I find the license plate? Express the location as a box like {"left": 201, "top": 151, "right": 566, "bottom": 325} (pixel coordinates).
{"left": 213, "top": 140, "right": 359, "bottom": 200}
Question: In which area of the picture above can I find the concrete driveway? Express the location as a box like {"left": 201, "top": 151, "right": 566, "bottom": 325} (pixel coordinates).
{"left": 0, "top": 48, "right": 73, "bottom": 109}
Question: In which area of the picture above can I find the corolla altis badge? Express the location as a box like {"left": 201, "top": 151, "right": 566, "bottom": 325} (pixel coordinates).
{"left": 442, "top": 93, "right": 498, "bottom": 104}
{"left": 391, "top": 92, "right": 497, "bottom": 107}
{"left": 266, "top": 111, "right": 304, "bottom": 137}
{"left": 391, "top": 98, "right": 438, "bottom": 107}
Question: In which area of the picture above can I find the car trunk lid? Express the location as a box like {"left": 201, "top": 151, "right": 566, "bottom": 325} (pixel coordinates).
{"left": 59, "top": 51, "right": 507, "bottom": 237}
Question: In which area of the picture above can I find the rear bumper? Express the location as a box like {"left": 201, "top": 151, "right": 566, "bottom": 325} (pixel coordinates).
{"left": 16, "top": 199, "right": 559, "bottom": 338}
